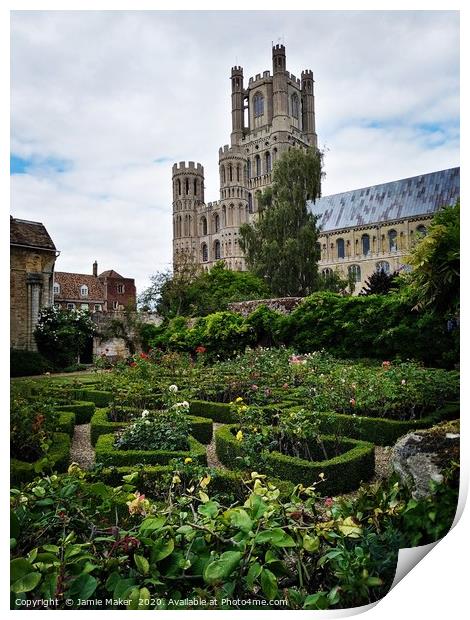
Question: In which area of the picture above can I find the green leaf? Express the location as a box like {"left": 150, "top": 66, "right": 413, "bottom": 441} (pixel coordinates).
{"left": 68, "top": 574, "right": 98, "bottom": 601}
{"left": 151, "top": 538, "right": 174, "bottom": 562}
{"left": 11, "top": 572, "right": 42, "bottom": 594}
{"left": 246, "top": 562, "right": 262, "bottom": 590}
{"left": 366, "top": 576, "right": 383, "bottom": 587}
{"left": 303, "top": 592, "right": 329, "bottom": 610}
{"left": 246, "top": 493, "right": 268, "bottom": 520}
{"left": 203, "top": 551, "right": 243, "bottom": 583}
{"left": 139, "top": 516, "right": 166, "bottom": 534}
{"left": 42, "top": 544, "right": 60, "bottom": 553}
{"left": 134, "top": 554, "right": 149, "bottom": 576}
{"left": 337, "top": 516, "right": 363, "bottom": 538}
{"left": 198, "top": 500, "right": 219, "bottom": 519}
{"left": 302, "top": 534, "right": 320, "bottom": 552}
{"left": 225, "top": 508, "right": 253, "bottom": 532}
{"left": 260, "top": 568, "right": 278, "bottom": 600}
{"left": 256, "top": 528, "right": 296, "bottom": 547}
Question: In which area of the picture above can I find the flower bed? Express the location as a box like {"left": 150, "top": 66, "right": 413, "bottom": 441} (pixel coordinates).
{"left": 215, "top": 425, "right": 374, "bottom": 494}
{"left": 10, "top": 432, "right": 71, "bottom": 484}
{"left": 95, "top": 433, "right": 207, "bottom": 466}
{"left": 90, "top": 408, "right": 213, "bottom": 445}
{"left": 53, "top": 400, "right": 95, "bottom": 424}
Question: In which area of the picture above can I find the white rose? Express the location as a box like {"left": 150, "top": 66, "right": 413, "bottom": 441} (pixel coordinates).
{"left": 169, "top": 384, "right": 178, "bottom": 393}
{"left": 142, "top": 410, "right": 149, "bottom": 418}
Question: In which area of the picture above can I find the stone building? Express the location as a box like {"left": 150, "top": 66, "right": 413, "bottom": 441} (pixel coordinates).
{"left": 54, "top": 262, "right": 136, "bottom": 312}
{"left": 309, "top": 167, "right": 460, "bottom": 291}
{"left": 172, "top": 44, "right": 317, "bottom": 271}
{"left": 172, "top": 45, "right": 460, "bottom": 290}
{"left": 10, "top": 217, "right": 57, "bottom": 350}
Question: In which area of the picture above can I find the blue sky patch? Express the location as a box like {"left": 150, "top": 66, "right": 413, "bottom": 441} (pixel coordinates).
{"left": 10, "top": 154, "right": 72, "bottom": 175}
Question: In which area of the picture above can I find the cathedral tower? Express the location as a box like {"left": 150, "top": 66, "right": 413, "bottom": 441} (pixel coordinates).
{"left": 172, "top": 161, "right": 204, "bottom": 269}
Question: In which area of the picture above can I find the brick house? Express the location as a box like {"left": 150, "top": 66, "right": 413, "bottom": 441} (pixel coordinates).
{"left": 53, "top": 261, "right": 136, "bottom": 313}
{"left": 10, "top": 217, "right": 58, "bottom": 350}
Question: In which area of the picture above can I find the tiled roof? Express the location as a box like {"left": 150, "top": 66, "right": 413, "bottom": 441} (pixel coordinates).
{"left": 54, "top": 272, "right": 105, "bottom": 302}
{"left": 99, "top": 270, "right": 124, "bottom": 278}
{"left": 308, "top": 167, "right": 460, "bottom": 232}
{"left": 10, "top": 217, "right": 56, "bottom": 251}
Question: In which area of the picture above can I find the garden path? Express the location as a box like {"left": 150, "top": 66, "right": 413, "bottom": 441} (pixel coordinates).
{"left": 206, "top": 423, "right": 226, "bottom": 469}
{"left": 70, "top": 424, "right": 95, "bottom": 470}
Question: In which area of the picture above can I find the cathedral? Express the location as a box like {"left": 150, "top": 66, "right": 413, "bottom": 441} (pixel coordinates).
{"left": 172, "top": 45, "right": 460, "bottom": 291}
{"left": 172, "top": 44, "right": 316, "bottom": 272}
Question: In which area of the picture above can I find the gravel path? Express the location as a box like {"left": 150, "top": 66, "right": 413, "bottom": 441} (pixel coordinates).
{"left": 69, "top": 424, "right": 95, "bottom": 470}
{"left": 206, "top": 422, "right": 226, "bottom": 470}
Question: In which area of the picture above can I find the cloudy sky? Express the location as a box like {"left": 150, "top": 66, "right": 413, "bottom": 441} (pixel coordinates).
{"left": 10, "top": 10, "right": 459, "bottom": 294}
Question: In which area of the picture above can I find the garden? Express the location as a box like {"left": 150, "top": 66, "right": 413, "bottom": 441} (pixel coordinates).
{"left": 10, "top": 347, "right": 460, "bottom": 610}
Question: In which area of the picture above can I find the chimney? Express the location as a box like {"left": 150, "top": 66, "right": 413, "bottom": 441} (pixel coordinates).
{"left": 93, "top": 260, "right": 98, "bottom": 277}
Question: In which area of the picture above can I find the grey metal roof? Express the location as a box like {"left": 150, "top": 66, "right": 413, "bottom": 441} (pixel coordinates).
{"left": 308, "top": 167, "right": 460, "bottom": 232}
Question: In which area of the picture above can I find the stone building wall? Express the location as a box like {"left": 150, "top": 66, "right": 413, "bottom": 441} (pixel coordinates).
{"left": 10, "top": 247, "right": 56, "bottom": 350}
{"left": 228, "top": 297, "right": 303, "bottom": 317}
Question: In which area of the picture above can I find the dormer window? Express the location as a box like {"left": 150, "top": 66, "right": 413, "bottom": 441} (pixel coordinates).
{"left": 80, "top": 285, "right": 89, "bottom": 297}
{"left": 53, "top": 282, "right": 60, "bottom": 294}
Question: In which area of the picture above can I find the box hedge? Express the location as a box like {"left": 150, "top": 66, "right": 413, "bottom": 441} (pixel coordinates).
{"left": 56, "top": 411, "right": 76, "bottom": 437}
{"left": 73, "top": 389, "right": 112, "bottom": 408}
{"left": 189, "top": 400, "right": 235, "bottom": 423}
{"left": 54, "top": 401, "right": 95, "bottom": 424}
{"left": 95, "top": 433, "right": 207, "bottom": 466}
{"left": 10, "top": 349, "right": 52, "bottom": 377}
{"left": 10, "top": 432, "right": 71, "bottom": 485}
{"left": 90, "top": 409, "right": 213, "bottom": 446}
{"left": 91, "top": 465, "right": 295, "bottom": 501}
{"left": 215, "top": 425, "right": 375, "bottom": 495}
{"left": 287, "top": 402, "right": 460, "bottom": 446}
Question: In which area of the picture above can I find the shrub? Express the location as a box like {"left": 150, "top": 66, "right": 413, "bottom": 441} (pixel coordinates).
{"left": 54, "top": 401, "right": 95, "bottom": 424}
{"left": 95, "top": 433, "right": 207, "bottom": 466}
{"left": 10, "top": 349, "right": 52, "bottom": 377}
{"left": 11, "top": 396, "right": 59, "bottom": 462}
{"left": 57, "top": 412, "right": 76, "bottom": 437}
{"left": 189, "top": 400, "right": 235, "bottom": 423}
{"left": 10, "top": 432, "right": 71, "bottom": 484}
{"left": 73, "top": 389, "right": 112, "bottom": 408}
{"left": 215, "top": 425, "right": 375, "bottom": 495}
{"left": 115, "top": 403, "right": 191, "bottom": 451}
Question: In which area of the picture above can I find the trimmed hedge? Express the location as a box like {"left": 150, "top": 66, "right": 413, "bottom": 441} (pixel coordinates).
{"left": 10, "top": 349, "right": 52, "bottom": 377}
{"left": 54, "top": 401, "right": 95, "bottom": 424}
{"left": 189, "top": 400, "right": 234, "bottom": 424}
{"left": 215, "top": 425, "right": 375, "bottom": 495}
{"left": 56, "top": 412, "right": 76, "bottom": 437}
{"left": 10, "top": 433, "right": 71, "bottom": 484}
{"left": 90, "top": 409, "right": 213, "bottom": 446}
{"left": 73, "top": 389, "right": 112, "bottom": 408}
{"left": 90, "top": 465, "right": 295, "bottom": 501}
{"left": 285, "top": 402, "right": 460, "bottom": 447}
{"left": 95, "top": 433, "right": 207, "bottom": 466}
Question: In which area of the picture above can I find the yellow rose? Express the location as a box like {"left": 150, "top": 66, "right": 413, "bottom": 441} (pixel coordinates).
{"left": 184, "top": 458, "right": 192, "bottom": 464}
{"left": 236, "top": 430, "right": 243, "bottom": 441}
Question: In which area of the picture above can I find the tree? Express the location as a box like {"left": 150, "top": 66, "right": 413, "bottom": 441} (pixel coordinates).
{"left": 404, "top": 202, "right": 460, "bottom": 314}
{"left": 239, "top": 147, "right": 323, "bottom": 296}
{"left": 139, "top": 260, "right": 270, "bottom": 318}
{"left": 360, "top": 269, "right": 400, "bottom": 295}
{"left": 316, "top": 269, "right": 351, "bottom": 294}
{"left": 34, "top": 306, "right": 95, "bottom": 368}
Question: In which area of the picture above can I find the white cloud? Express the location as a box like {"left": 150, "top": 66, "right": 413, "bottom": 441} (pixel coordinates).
{"left": 10, "top": 10, "right": 459, "bottom": 293}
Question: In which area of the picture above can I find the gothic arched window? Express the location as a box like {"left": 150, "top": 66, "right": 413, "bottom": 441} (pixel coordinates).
{"left": 221, "top": 166, "right": 226, "bottom": 184}
{"left": 248, "top": 193, "right": 253, "bottom": 213}
{"left": 214, "top": 240, "right": 221, "bottom": 260}
{"left": 388, "top": 229, "right": 398, "bottom": 252}
{"left": 255, "top": 155, "right": 261, "bottom": 176}
{"left": 247, "top": 159, "right": 251, "bottom": 179}
{"left": 253, "top": 93, "right": 264, "bottom": 117}
{"left": 336, "top": 238, "right": 345, "bottom": 259}
{"left": 265, "top": 151, "right": 271, "bottom": 173}
{"left": 193, "top": 179, "right": 198, "bottom": 195}
{"left": 177, "top": 179, "right": 181, "bottom": 196}
{"left": 348, "top": 264, "right": 361, "bottom": 283}
{"left": 185, "top": 178, "right": 189, "bottom": 195}
{"left": 229, "top": 164, "right": 233, "bottom": 182}
{"left": 416, "top": 224, "right": 427, "bottom": 237}
{"left": 322, "top": 268, "right": 333, "bottom": 277}
{"left": 237, "top": 164, "right": 241, "bottom": 182}
{"left": 201, "top": 243, "right": 208, "bottom": 262}
{"left": 376, "top": 261, "right": 390, "bottom": 274}
{"left": 291, "top": 93, "right": 300, "bottom": 118}
{"left": 214, "top": 213, "right": 220, "bottom": 233}
{"left": 361, "top": 233, "right": 370, "bottom": 256}
{"left": 201, "top": 216, "right": 207, "bottom": 236}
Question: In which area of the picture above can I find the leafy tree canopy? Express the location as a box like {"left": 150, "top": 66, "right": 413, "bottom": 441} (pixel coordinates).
{"left": 139, "top": 258, "right": 270, "bottom": 318}
{"left": 239, "top": 147, "right": 323, "bottom": 297}
{"left": 360, "top": 269, "right": 400, "bottom": 296}
{"left": 404, "top": 202, "right": 459, "bottom": 315}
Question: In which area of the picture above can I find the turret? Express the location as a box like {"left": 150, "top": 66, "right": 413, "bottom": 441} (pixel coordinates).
{"left": 171, "top": 161, "right": 205, "bottom": 268}
{"left": 301, "top": 69, "right": 317, "bottom": 147}
{"left": 231, "top": 66, "right": 244, "bottom": 145}
{"left": 272, "top": 44, "right": 288, "bottom": 119}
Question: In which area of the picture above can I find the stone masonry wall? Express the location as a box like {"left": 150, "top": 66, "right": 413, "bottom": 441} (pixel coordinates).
{"left": 228, "top": 297, "right": 303, "bottom": 317}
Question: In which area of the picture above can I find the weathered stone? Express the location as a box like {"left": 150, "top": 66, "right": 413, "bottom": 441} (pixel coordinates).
{"left": 228, "top": 297, "right": 303, "bottom": 317}
{"left": 391, "top": 420, "right": 459, "bottom": 500}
